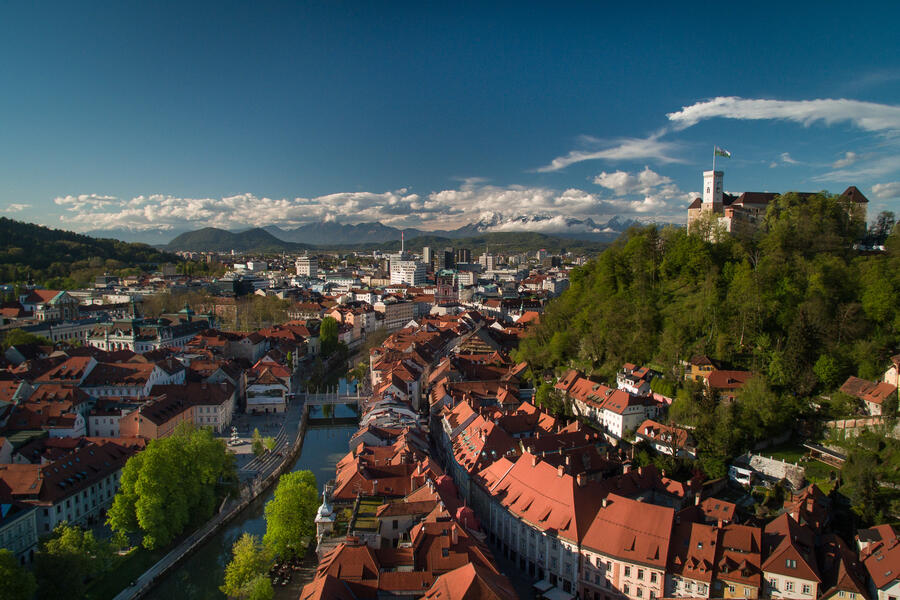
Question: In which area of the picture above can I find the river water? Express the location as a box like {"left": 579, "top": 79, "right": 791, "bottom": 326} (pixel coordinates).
{"left": 145, "top": 413, "right": 356, "bottom": 600}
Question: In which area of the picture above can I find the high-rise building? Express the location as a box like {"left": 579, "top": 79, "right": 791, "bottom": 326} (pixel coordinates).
{"left": 436, "top": 248, "right": 455, "bottom": 271}
{"left": 455, "top": 248, "right": 471, "bottom": 264}
{"left": 295, "top": 254, "right": 318, "bottom": 278}
{"left": 390, "top": 260, "right": 427, "bottom": 285}
{"left": 479, "top": 252, "right": 495, "bottom": 271}
{"left": 422, "top": 246, "right": 433, "bottom": 266}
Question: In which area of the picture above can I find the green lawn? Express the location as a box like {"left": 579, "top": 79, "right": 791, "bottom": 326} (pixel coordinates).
{"left": 761, "top": 442, "right": 807, "bottom": 464}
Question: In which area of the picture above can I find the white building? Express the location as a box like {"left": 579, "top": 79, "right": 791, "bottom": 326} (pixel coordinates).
{"left": 296, "top": 254, "right": 318, "bottom": 278}
{"left": 390, "top": 260, "right": 427, "bottom": 286}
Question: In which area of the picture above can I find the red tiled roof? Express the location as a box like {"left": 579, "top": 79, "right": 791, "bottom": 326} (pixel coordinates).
{"left": 582, "top": 493, "right": 674, "bottom": 568}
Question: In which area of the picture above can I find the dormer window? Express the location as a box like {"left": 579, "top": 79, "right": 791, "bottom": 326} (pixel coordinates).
{"left": 786, "top": 559, "right": 796, "bottom": 568}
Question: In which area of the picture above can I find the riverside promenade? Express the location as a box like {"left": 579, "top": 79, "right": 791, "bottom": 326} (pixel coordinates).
{"left": 112, "top": 395, "right": 309, "bottom": 600}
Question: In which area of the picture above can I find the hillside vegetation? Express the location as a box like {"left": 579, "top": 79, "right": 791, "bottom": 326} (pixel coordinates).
{"left": 165, "top": 227, "right": 313, "bottom": 252}
{"left": 517, "top": 193, "right": 900, "bottom": 479}
{"left": 0, "top": 218, "right": 179, "bottom": 288}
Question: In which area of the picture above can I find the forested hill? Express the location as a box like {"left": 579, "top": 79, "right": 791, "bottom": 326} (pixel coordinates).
{"left": 0, "top": 217, "right": 179, "bottom": 285}
{"left": 165, "top": 227, "right": 313, "bottom": 252}
{"left": 517, "top": 192, "right": 891, "bottom": 398}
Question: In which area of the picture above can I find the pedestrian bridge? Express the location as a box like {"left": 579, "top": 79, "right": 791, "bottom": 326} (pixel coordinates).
{"left": 304, "top": 390, "right": 367, "bottom": 411}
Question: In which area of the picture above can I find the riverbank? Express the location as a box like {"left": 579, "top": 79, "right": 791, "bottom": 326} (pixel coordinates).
{"left": 141, "top": 422, "right": 358, "bottom": 600}
{"left": 111, "top": 398, "right": 309, "bottom": 600}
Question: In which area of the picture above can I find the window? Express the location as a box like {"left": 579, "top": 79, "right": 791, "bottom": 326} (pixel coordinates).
{"left": 728, "top": 585, "right": 735, "bottom": 593}
{"left": 638, "top": 569, "right": 644, "bottom": 580}
{"left": 392, "top": 520, "right": 398, "bottom": 529}
{"left": 623, "top": 585, "right": 629, "bottom": 595}
{"left": 786, "top": 581, "right": 794, "bottom": 592}
{"left": 637, "top": 588, "right": 643, "bottom": 597}
{"left": 596, "top": 557, "right": 602, "bottom": 567}
{"left": 624, "top": 567, "right": 631, "bottom": 577}
{"left": 786, "top": 559, "right": 797, "bottom": 569}
{"left": 769, "top": 579, "right": 778, "bottom": 591}
{"left": 650, "top": 573, "right": 657, "bottom": 583}
{"left": 802, "top": 584, "right": 811, "bottom": 595}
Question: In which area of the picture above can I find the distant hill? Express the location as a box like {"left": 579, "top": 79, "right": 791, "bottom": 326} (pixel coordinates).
{"left": 166, "top": 227, "right": 314, "bottom": 252}
{"left": 262, "top": 215, "right": 642, "bottom": 246}
{"left": 0, "top": 217, "right": 178, "bottom": 272}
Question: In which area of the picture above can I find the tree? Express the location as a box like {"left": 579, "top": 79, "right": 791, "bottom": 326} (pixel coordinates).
{"left": 252, "top": 428, "right": 265, "bottom": 457}
{"left": 0, "top": 549, "right": 36, "bottom": 600}
{"left": 319, "top": 317, "right": 339, "bottom": 357}
{"left": 737, "top": 376, "right": 792, "bottom": 441}
{"left": 2, "top": 328, "right": 51, "bottom": 350}
{"left": 35, "top": 522, "right": 112, "bottom": 599}
{"left": 869, "top": 211, "right": 896, "bottom": 245}
{"left": 813, "top": 354, "right": 842, "bottom": 390}
{"left": 263, "top": 436, "right": 276, "bottom": 452}
{"left": 108, "top": 424, "right": 237, "bottom": 549}
{"left": 263, "top": 470, "right": 318, "bottom": 560}
{"left": 221, "top": 533, "right": 274, "bottom": 600}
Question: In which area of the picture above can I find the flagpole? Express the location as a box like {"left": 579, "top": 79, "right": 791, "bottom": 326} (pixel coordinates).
{"left": 713, "top": 146, "right": 716, "bottom": 172}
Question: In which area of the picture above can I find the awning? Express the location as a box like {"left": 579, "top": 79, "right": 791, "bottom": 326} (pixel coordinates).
{"left": 532, "top": 579, "right": 554, "bottom": 593}
{"left": 543, "top": 588, "right": 575, "bottom": 600}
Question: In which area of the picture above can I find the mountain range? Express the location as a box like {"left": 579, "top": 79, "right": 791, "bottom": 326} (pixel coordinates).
{"left": 260, "top": 214, "right": 641, "bottom": 245}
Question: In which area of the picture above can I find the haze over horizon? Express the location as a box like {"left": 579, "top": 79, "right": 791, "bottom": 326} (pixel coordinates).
{"left": 2, "top": 2, "right": 899, "bottom": 237}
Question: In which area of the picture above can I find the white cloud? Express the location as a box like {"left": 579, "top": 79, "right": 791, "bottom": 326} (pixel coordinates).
{"left": 667, "top": 96, "right": 900, "bottom": 134}
{"left": 814, "top": 154, "right": 900, "bottom": 182}
{"left": 55, "top": 178, "right": 695, "bottom": 233}
{"left": 769, "top": 152, "right": 798, "bottom": 168}
{"left": 832, "top": 151, "right": 859, "bottom": 168}
{"left": 536, "top": 135, "right": 683, "bottom": 172}
{"left": 872, "top": 182, "right": 900, "bottom": 200}
{"left": 53, "top": 194, "right": 117, "bottom": 211}
{"left": 2, "top": 203, "right": 30, "bottom": 213}
{"left": 593, "top": 166, "right": 674, "bottom": 195}
{"left": 780, "top": 152, "right": 798, "bottom": 164}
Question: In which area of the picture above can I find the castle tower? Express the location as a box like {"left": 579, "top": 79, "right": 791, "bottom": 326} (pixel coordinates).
{"left": 702, "top": 170, "right": 724, "bottom": 212}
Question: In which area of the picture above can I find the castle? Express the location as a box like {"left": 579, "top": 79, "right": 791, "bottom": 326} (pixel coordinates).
{"left": 686, "top": 169, "right": 869, "bottom": 235}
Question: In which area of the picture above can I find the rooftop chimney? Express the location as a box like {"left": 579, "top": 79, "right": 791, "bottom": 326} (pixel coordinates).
{"left": 557, "top": 464, "right": 565, "bottom": 477}
{"left": 450, "top": 523, "right": 458, "bottom": 545}
{"left": 531, "top": 454, "right": 539, "bottom": 467}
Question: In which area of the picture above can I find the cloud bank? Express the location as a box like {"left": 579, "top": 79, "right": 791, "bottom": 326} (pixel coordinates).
{"left": 55, "top": 169, "right": 693, "bottom": 232}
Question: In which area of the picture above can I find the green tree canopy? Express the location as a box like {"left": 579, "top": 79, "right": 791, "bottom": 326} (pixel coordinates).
{"left": 263, "top": 470, "right": 318, "bottom": 561}
{"left": 319, "top": 317, "right": 339, "bottom": 357}
{"left": 0, "top": 549, "right": 36, "bottom": 600}
{"left": 221, "top": 533, "right": 274, "bottom": 600}
{"left": 34, "top": 522, "right": 113, "bottom": 600}
{"left": 107, "top": 424, "right": 237, "bottom": 549}
{"left": 2, "top": 328, "right": 51, "bottom": 350}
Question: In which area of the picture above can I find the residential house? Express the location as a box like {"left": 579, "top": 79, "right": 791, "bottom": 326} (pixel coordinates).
{"left": 635, "top": 419, "right": 696, "bottom": 459}
{"left": 762, "top": 514, "right": 820, "bottom": 600}
{"left": 859, "top": 524, "right": 900, "bottom": 600}
{"left": 840, "top": 376, "right": 898, "bottom": 416}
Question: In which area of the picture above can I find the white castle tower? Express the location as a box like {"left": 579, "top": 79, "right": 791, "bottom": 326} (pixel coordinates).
{"left": 702, "top": 170, "right": 724, "bottom": 213}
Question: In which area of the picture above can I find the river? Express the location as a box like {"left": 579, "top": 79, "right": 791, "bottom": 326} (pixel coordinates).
{"left": 144, "top": 411, "right": 356, "bottom": 600}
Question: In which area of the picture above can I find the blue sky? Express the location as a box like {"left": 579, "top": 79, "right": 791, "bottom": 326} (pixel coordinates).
{"left": 1, "top": 1, "right": 899, "bottom": 237}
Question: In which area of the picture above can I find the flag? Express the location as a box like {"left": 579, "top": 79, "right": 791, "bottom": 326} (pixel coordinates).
{"left": 714, "top": 146, "right": 731, "bottom": 158}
